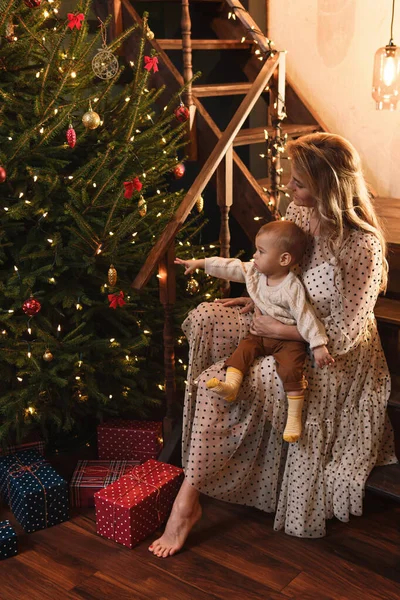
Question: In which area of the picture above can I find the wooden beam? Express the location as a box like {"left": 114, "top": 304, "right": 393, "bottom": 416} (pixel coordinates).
{"left": 193, "top": 82, "right": 253, "bottom": 97}
{"left": 233, "top": 124, "right": 321, "bottom": 146}
{"left": 132, "top": 53, "right": 279, "bottom": 290}
{"left": 157, "top": 39, "right": 254, "bottom": 50}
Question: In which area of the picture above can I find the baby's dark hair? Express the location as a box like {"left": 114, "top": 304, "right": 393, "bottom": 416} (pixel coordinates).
{"left": 256, "top": 220, "right": 307, "bottom": 265}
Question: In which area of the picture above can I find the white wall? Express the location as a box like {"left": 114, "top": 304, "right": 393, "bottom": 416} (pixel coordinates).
{"left": 268, "top": 0, "right": 400, "bottom": 197}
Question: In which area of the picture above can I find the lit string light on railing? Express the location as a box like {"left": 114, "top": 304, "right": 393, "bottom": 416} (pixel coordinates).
{"left": 227, "top": 5, "right": 275, "bottom": 59}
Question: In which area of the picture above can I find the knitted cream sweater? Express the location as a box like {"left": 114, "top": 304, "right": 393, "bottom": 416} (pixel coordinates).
{"left": 205, "top": 257, "right": 328, "bottom": 349}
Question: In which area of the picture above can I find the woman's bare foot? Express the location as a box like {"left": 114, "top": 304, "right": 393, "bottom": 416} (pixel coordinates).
{"left": 148, "top": 498, "right": 202, "bottom": 558}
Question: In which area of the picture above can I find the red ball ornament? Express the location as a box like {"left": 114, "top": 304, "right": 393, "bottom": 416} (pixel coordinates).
{"left": 0, "top": 167, "right": 6, "bottom": 183}
{"left": 23, "top": 0, "right": 42, "bottom": 7}
{"left": 174, "top": 103, "right": 190, "bottom": 123}
{"left": 66, "top": 126, "right": 76, "bottom": 149}
{"left": 22, "top": 297, "right": 41, "bottom": 316}
{"left": 173, "top": 163, "right": 185, "bottom": 179}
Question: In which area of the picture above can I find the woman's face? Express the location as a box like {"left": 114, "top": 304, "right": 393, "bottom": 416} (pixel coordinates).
{"left": 287, "top": 166, "right": 317, "bottom": 208}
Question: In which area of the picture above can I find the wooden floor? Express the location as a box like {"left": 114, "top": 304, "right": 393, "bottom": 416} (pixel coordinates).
{"left": 0, "top": 492, "right": 399, "bottom": 600}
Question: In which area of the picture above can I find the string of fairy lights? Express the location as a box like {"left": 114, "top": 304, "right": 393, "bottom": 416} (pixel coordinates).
{"left": 2, "top": 0, "right": 290, "bottom": 418}
{"left": 1, "top": 3, "right": 206, "bottom": 416}
{"left": 227, "top": 3, "right": 290, "bottom": 220}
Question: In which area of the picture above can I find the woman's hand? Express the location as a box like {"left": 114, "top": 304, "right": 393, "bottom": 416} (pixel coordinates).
{"left": 214, "top": 297, "right": 255, "bottom": 314}
{"left": 174, "top": 257, "right": 205, "bottom": 275}
{"left": 250, "top": 307, "right": 281, "bottom": 337}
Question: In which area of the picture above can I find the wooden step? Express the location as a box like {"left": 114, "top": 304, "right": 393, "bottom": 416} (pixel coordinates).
{"left": 366, "top": 464, "right": 400, "bottom": 501}
{"left": 233, "top": 124, "right": 321, "bottom": 147}
{"left": 375, "top": 297, "right": 400, "bottom": 326}
{"left": 158, "top": 39, "right": 254, "bottom": 50}
{"left": 373, "top": 197, "right": 400, "bottom": 247}
{"left": 192, "top": 82, "right": 253, "bottom": 97}
{"left": 366, "top": 374, "right": 400, "bottom": 502}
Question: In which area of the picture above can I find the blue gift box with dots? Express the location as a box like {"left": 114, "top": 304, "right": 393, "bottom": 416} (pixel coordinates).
{"left": 0, "top": 520, "right": 17, "bottom": 560}
{"left": 0, "top": 449, "right": 69, "bottom": 533}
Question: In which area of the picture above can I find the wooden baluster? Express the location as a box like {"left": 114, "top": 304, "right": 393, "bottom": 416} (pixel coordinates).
{"left": 158, "top": 244, "right": 177, "bottom": 441}
{"left": 216, "top": 144, "right": 233, "bottom": 296}
{"left": 181, "top": 0, "right": 197, "bottom": 160}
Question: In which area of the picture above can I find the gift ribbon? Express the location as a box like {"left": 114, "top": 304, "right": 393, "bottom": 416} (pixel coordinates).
{"left": 111, "top": 464, "right": 164, "bottom": 542}
{"left": 7, "top": 457, "right": 48, "bottom": 528}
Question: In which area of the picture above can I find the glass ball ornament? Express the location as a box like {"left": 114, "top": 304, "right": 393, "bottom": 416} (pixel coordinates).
{"left": 0, "top": 167, "right": 6, "bottom": 183}
{"left": 173, "top": 163, "right": 185, "bottom": 179}
{"left": 92, "top": 48, "right": 119, "bottom": 80}
{"left": 43, "top": 350, "right": 54, "bottom": 362}
{"left": 22, "top": 297, "right": 41, "bottom": 316}
{"left": 186, "top": 277, "right": 200, "bottom": 295}
{"left": 174, "top": 103, "right": 190, "bottom": 123}
{"left": 82, "top": 109, "right": 101, "bottom": 130}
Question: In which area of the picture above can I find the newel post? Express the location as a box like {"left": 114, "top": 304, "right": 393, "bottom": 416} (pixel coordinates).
{"left": 158, "top": 244, "right": 177, "bottom": 440}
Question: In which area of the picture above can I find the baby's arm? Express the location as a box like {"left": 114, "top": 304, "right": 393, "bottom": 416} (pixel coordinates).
{"left": 174, "top": 257, "right": 205, "bottom": 275}
{"left": 286, "top": 279, "right": 334, "bottom": 368}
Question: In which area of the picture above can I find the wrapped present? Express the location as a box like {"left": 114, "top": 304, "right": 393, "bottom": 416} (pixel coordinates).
{"left": 0, "top": 432, "right": 45, "bottom": 457}
{"left": 0, "top": 449, "right": 69, "bottom": 533}
{"left": 0, "top": 520, "right": 17, "bottom": 560}
{"left": 94, "top": 459, "right": 184, "bottom": 548}
{"left": 97, "top": 420, "right": 163, "bottom": 461}
{"left": 70, "top": 460, "right": 141, "bottom": 507}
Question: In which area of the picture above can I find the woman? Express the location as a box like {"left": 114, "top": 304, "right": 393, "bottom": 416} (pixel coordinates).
{"left": 149, "top": 133, "right": 397, "bottom": 557}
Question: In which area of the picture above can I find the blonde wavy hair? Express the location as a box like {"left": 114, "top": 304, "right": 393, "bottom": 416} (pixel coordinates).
{"left": 286, "top": 132, "right": 388, "bottom": 292}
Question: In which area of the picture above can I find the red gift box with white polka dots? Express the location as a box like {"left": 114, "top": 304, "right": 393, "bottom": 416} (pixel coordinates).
{"left": 94, "top": 459, "right": 184, "bottom": 548}
{"left": 97, "top": 420, "right": 163, "bottom": 461}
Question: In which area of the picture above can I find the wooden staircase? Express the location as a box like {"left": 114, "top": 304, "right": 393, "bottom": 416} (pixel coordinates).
{"left": 108, "top": 0, "right": 400, "bottom": 500}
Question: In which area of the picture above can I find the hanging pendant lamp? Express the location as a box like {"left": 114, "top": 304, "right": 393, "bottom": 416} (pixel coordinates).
{"left": 372, "top": 0, "right": 400, "bottom": 110}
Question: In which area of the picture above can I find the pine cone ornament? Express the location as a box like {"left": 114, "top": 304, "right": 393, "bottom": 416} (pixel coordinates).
{"left": 66, "top": 125, "right": 76, "bottom": 148}
{"left": 108, "top": 265, "right": 117, "bottom": 286}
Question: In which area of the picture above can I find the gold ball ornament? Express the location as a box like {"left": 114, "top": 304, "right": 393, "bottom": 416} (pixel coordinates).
{"left": 108, "top": 264, "right": 118, "bottom": 286}
{"left": 196, "top": 195, "right": 204, "bottom": 213}
{"left": 43, "top": 350, "right": 54, "bottom": 362}
{"left": 92, "top": 48, "right": 119, "bottom": 80}
{"left": 138, "top": 196, "right": 147, "bottom": 217}
{"left": 78, "top": 393, "right": 89, "bottom": 403}
{"left": 82, "top": 109, "right": 101, "bottom": 130}
{"left": 146, "top": 29, "right": 155, "bottom": 40}
{"left": 186, "top": 277, "right": 200, "bottom": 295}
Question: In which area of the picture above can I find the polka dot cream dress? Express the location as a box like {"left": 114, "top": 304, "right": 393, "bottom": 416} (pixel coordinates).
{"left": 181, "top": 202, "right": 397, "bottom": 538}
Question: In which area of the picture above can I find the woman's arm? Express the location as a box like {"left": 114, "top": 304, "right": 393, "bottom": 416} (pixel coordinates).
{"left": 320, "top": 233, "right": 383, "bottom": 356}
{"left": 250, "top": 308, "right": 305, "bottom": 341}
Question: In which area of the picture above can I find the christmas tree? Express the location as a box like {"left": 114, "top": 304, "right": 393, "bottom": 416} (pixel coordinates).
{"left": 0, "top": 0, "right": 215, "bottom": 445}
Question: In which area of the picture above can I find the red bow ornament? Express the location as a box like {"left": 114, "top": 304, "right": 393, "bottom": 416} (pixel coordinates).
{"left": 144, "top": 56, "right": 159, "bottom": 73}
{"left": 67, "top": 13, "right": 85, "bottom": 30}
{"left": 108, "top": 291, "right": 126, "bottom": 309}
{"left": 123, "top": 177, "right": 142, "bottom": 199}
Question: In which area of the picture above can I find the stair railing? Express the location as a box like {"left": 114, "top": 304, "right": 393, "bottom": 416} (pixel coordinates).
{"left": 109, "top": 0, "right": 285, "bottom": 436}
{"left": 132, "top": 52, "right": 282, "bottom": 432}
